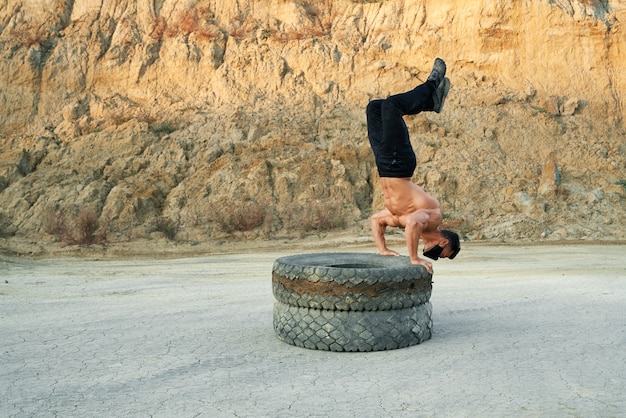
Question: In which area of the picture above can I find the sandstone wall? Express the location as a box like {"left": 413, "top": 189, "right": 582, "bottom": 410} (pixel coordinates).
{"left": 1, "top": 0, "right": 625, "bottom": 244}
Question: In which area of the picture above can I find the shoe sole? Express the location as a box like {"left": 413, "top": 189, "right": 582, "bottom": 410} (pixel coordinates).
{"left": 434, "top": 77, "right": 450, "bottom": 113}
{"left": 427, "top": 58, "right": 446, "bottom": 84}
{"left": 434, "top": 58, "right": 446, "bottom": 79}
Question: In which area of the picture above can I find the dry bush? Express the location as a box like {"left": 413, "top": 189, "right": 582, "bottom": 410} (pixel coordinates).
{"left": 300, "top": 201, "right": 347, "bottom": 233}
{"left": 43, "top": 208, "right": 109, "bottom": 245}
{"left": 441, "top": 216, "right": 473, "bottom": 238}
{"left": 0, "top": 211, "right": 9, "bottom": 237}
{"left": 215, "top": 200, "right": 268, "bottom": 233}
{"left": 195, "top": 25, "right": 221, "bottom": 41}
{"left": 8, "top": 24, "right": 47, "bottom": 48}
{"left": 43, "top": 209, "right": 73, "bottom": 243}
{"left": 149, "top": 17, "right": 168, "bottom": 41}
{"left": 154, "top": 217, "right": 180, "bottom": 240}
{"left": 179, "top": 9, "right": 200, "bottom": 35}
{"left": 161, "top": 7, "right": 221, "bottom": 41}
{"left": 75, "top": 208, "right": 103, "bottom": 244}
{"left": 282, "top": 200, "right": 347, "bottom": 234}
{"left": 228, "top": 19, "right": 257, "bottom": 39}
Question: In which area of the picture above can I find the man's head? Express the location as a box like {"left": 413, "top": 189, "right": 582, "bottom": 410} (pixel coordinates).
{"left": 423, "top": 229, "right": 461, "bottom": 260}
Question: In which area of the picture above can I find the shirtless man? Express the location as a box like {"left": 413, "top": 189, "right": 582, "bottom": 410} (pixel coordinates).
{"left": 366, "top": 58, "right": 460, "bottom": 273}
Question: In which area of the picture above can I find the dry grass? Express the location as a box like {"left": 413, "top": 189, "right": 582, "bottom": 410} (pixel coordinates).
{"left": 155, "top": 7, "right": 222, "bottom": 41}
{"left": 149, "top": 3, "right": 336, "bottom": 43}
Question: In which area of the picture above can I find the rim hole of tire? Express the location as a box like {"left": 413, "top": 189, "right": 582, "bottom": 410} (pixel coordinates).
{"left": 329, "top": 263, "right": 381, "bottom": 269}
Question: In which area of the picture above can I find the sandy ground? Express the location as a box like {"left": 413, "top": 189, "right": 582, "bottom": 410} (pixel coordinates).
{"left": 1, "top": 238, "right": 625, "bottom": 417}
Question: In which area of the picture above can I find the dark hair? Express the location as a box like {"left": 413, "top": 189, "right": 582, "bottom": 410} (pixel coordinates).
{"left": 441, "top": 229, "right": 460, "bottom": 259}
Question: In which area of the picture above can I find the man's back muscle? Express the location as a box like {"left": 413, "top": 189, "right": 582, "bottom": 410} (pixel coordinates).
{"left": 380, "top": 177, "right": 440, "bottom": 217}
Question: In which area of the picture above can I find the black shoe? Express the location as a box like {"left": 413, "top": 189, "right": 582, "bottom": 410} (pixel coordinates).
{"left": 427, "top": 58, "right": 446, "bottom": 85}
{"left": 433, "top": 77, "right": 450, "bottom": 113}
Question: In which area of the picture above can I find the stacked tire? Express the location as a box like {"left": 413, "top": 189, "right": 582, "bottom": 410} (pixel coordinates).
{"left": 272, "top": 253, "right": 433, "bottom": 352}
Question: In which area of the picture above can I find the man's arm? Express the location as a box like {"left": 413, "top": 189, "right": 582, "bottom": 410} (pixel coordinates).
{"left": 370, "top": 209, "right": 400, "bottom": 257}
{"left": 404, "top": 210, "right": 433, "bottom": 273}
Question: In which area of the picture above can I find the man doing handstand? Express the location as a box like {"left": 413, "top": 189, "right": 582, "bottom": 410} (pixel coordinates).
{"left": 366, "top": 58, "right": 460, "bottom": 273}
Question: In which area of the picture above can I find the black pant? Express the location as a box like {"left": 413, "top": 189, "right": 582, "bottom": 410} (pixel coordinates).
{"left": 366, "top": 81, "right": 436, "bottom": 178}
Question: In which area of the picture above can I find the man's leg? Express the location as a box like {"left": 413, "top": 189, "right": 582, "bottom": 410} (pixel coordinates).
{"left": 380, "top": 57, "right": 448, "bottom": 147}
{"left": 366, "top": 99, "right": 384, "bottom": 156}
{"left": 366, "top": 59, "right": 448, "bottom": 177}
{"left": 380, "top": 81, "right": 436, "bottom": 149}
{"left": 367, "top": 97, "right": 414, "bottom": 177}
{"left": 367, "top": 81, "right": 436, "bottom": 178}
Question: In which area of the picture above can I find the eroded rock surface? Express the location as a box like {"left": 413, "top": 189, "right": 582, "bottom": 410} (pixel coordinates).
{"left": 1, "top": 0, "right": 625, "bottom": 245}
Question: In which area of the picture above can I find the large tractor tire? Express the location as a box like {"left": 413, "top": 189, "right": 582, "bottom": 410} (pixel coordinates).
{"left": 273, "top": 301, "right": 433, "bottom": 352}
{"left": 272, "top": 252, "right": 432, "bottom": 312}
{"left": 272, "top": 253, "right": 433, "bottom": 351}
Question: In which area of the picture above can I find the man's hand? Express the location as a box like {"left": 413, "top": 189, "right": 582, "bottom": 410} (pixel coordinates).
{"left": 410, "top": 256, "right": 433, "bottom": 273}
{"left": 403, "top": 210, "right": 434, "bottom": 273}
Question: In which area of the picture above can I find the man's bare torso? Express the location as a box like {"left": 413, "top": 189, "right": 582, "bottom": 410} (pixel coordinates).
{"left": 380, "top": 177, "right": 442, "bottom": 230}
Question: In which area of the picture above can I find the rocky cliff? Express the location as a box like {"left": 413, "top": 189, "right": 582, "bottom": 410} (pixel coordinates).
{"left": 1, "top": 0, "right": 625, "bottom": 248}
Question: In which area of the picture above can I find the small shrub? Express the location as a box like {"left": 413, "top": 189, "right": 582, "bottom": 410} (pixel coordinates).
{"left": 149, "top": 121, "right": 179, "bottom": 135}
{"left": 217, "top": 200, "right": 267, "bottom": 233}
{"left": 615, "top": 180, "right": 626, "bottom": 191}
{"left": 441, "top": 216, "right": 473, "bottom": 238}
{"left": 196, "top": 26, "right": 220, "bottom": 41}
{"left": 0, "top": 212, "right": 8, "bottom": 237}
{"left": 229, "top": 25, "right": 250, "bottom": 39}
{"left": 75, "top": 208, "right": 103, "bottom": 245}
{"left": 179, "top": 9, "right": 199, "bottom": 35}
{"left": 149, "top": 17, "right": 168, "bottom": 41}
{"left": 530, "top": 105, "right": 547, "bottom": 114}
{"left": 109, "top": 110, "right": 134, "bottom": 126}
{"left": 43, "top": 208, "right": 109, "bottom": 245}
{"left": 155, "top": 217, "right": 180, "bottom": 240}
{"left": 43, "top": 209, "right": 73, "bottom": 243}
{"left": 300, "top": 201, "right": 346, "bottom": 233}
{"left": 8, "top": 25, "right": 47, "bottom": 48}
{"left": 260, "top": 27, "right": 273, "bottom": 40}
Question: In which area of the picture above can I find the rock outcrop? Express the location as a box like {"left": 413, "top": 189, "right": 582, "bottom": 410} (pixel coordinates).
{"left": 1, "top": 0, "right": 625, "bottom": 245}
